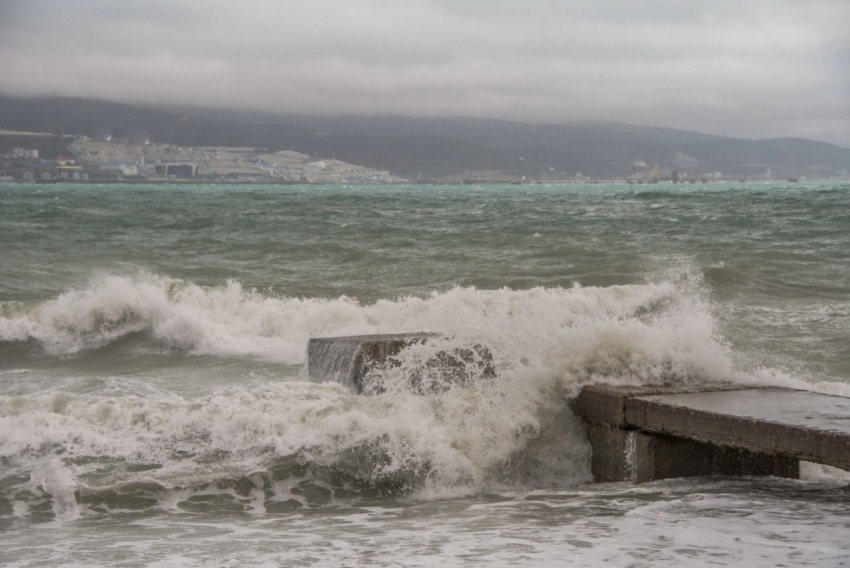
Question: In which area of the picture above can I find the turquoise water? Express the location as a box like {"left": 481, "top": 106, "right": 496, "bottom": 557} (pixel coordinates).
{"left": 1, "top": 182, "right": 849, "bottom": 566}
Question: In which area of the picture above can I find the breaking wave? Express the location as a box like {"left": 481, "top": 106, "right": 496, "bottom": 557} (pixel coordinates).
{"left": 1, "top": 271, "right": 729, "bottom": 377}
{"left": 0, "top": 268, "right": 812, "bottom": 518}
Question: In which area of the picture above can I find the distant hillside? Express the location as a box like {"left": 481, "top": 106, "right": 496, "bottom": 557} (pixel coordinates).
{"left": 275, "top": 114, "right": 850, "bottom": 179}
{"left": 0, "top": 96, "right": 313, "bottom": 148}
{"left": 0, "top": 96, "right": 502, "bottom": 178}
{"left": 1, "top": 95, "right": 848, "bottom": 179}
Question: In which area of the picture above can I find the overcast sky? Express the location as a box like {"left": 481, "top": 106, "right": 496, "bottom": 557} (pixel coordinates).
{"left": 1, "top": 0, "right": 848, "bottom": 145}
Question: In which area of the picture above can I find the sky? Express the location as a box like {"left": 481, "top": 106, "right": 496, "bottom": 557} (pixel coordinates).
{"left": 0, "top": 0, "right": 848, "bottom": 146}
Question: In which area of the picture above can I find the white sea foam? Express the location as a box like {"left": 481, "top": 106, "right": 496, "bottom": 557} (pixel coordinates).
{"left": 0, "top": 270, "right": 833, "bottom": 509}
{"left": 38, "top": 459, "right": 81, "bottom": 521}
{"left": 7, "top": 482, "right": 850, "bottom": 567}
{"left": 0, "top": 271, "right": 728, "bottom": 380}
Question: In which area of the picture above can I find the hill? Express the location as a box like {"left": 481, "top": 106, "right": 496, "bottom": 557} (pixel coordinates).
{"left": 1, "top": 95, "right": 848, "bottom": 180}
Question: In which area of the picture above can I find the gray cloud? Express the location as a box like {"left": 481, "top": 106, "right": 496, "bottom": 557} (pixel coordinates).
{"left": 1, "top": 0, "right": 848, "bottom": 145}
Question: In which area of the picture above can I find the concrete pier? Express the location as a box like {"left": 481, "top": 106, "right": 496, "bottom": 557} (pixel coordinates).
{"left": 573, "top": 383, "right": 850, "bottom": 482}
{"left": 306, "top": 333, "right": 850, "bottom": 483}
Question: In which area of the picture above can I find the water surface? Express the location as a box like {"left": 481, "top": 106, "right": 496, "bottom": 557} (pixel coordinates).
{"left": 1, "top": 182, "right": 849, "bottom": 566}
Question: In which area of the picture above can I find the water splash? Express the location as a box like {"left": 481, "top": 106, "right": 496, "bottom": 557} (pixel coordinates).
{"left": 0, "top": 267, "right": 820, "bottom": 516}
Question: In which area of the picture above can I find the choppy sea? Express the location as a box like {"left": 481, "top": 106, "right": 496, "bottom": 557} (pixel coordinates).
{"left": 1, "top": 181, "right": 849, "bottom": 567}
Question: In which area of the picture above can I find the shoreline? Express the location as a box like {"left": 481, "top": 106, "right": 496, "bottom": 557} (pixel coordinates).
{"left": 0, "top": 178, "right": 819, "bottom": 186}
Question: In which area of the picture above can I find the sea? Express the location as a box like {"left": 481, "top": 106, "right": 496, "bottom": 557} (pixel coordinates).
{"left": 1, "top": 181, "right": 849, "bottom": 567}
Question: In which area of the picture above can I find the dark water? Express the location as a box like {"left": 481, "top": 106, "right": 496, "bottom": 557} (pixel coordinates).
{"left": 0, "top": 182, "right": 849, "bottom": 566}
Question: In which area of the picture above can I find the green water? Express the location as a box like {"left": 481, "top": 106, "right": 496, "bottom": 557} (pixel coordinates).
{"left": 3, "top": 182, "right": 848, "bottom": 380}
{"left": 0, "top": 181, "right": 848, "bottom": 567}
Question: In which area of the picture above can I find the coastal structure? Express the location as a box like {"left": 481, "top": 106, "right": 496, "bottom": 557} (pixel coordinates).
{"left": 308, "top": 333, "right": 495, "bottom": 395}
{"left": 571, "top": 383, "right": 850, "bottom": 482}
{"left": 308, "top": 333, "right": 438, "bottom": 393}
{"left": 308, "top": 333, "right": 850, "bottom": 483}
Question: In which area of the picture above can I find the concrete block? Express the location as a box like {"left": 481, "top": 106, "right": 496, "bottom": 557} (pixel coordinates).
{"left": 307, "top": 333, "right": 495, "bottom": 394}
{"left": 308, "top": 333, "right": 436, "bottom": 393}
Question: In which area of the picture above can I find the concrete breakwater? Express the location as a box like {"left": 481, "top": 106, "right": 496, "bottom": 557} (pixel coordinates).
{"left": 308, "top": 333, "right": 850, "bottom": 483}
{"left": 307, "top": 333, "right": 495, "bottom": 395}
{"left": 571, "top": 384, "right": 850, "bottom": 482}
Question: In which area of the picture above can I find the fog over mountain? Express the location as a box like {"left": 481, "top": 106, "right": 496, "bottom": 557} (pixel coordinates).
{"left": 0, "top": 0, "right": 848, "bottom": 146}
{"left": 2, "top": 95, "right": 848, "bottom": 180}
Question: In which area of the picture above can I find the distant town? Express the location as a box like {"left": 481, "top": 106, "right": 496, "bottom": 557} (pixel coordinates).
{"left": 0, "top": 129, "right": 403, "bottom": 184}
{"left": 0, "top": 131, "right": 820, "bottom": 185}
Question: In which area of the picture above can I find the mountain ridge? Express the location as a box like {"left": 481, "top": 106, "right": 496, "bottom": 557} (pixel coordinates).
{"left": 1, "top": 95, "right": 847, "bottom": 179}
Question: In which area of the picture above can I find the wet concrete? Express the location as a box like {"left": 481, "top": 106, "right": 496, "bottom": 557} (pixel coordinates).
{"left": 308, "top": 332, "right": 850, "bottom": 480}
{"left": 629, "top": 431, "right": 799, "bottom": 483}
{"left": 307, "top": 333, "right": 495, "bottom": 394}
{"left": 307, "top": 333, "right": 437, "bottom": 393}
{"left": 627, "top": 389, "right": 850, "bottom": 471}
{"left": 574, "top": 384, "right": 850, "bottom": 481}
{"left": 572, "top": 383, "right": 760, "bottom": 427}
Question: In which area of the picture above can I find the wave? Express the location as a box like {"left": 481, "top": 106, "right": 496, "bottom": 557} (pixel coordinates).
{"left": 0, "top": 271, "right": 724, "bottom": 374}
{"left": 0, "top": 267, "right": 810, "bottom": 518}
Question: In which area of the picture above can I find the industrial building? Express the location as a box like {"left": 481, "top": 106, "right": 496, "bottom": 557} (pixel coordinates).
{"left": 154, "top": 162, "right": 197, "bottom": 178}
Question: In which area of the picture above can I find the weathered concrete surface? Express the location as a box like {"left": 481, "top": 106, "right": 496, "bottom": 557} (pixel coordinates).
{"left": 574, "top": 383, "right": 850, "bottom": 479}
{"left": 308, "top": 333, "right": 437, "bottom": 393}
{"left": 584, "top": 421, "right": 798, "bottom": 483}
{"left": 626, "top": 389, "right": 850, "bottom": 471}
{"left": 572, "top": 383, "right": 758, "bottom": 427}
{"left": 629, "top": 431, "right": 799, "bottom": 483}
{"left": 307, "top": 333, "right": 495, "bottom": 394}
{"left": 584, "top": 423, "right": 632, "bottom": 482}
